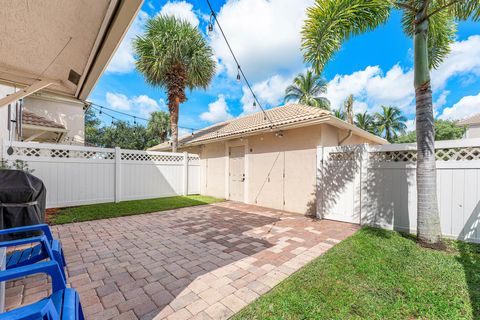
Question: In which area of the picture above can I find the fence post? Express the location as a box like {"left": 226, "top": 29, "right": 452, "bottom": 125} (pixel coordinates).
{"left": 316, "top": 146, "right": 324, "bottom": 219}
{"left": 115, "top": 147, "right": 121, "bottom": 203}
{"left": 183, "top": 152, "right": 188, "bottom": 196}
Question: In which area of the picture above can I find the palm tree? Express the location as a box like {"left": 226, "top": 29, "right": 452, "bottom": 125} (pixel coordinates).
{"left": 147, "top": 111, "right": 171, "bottom": 146}
{"left": 134, "top": 16, "right": 216, "bottom": 152}
{"left": 333, "top": 108, "right": 346, "bottom": 120}
{"left": 285, "top": 70, "right": 330, "bottom": 109}
{"left": 355, "top": 112, "right": 377, "bottom": 135}
{"left": 375, "top": 106, "right": 407, "bottom": 142}
{"left": 344, "top": 94, "right": 354, "bottom": 124}
{"left": 302, "top": 1, "right": 479, "bottom": 244}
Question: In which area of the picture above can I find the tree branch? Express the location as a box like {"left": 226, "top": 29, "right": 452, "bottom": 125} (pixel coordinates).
{"left": 395, "top": 2, "right": 417, "bottom": 12}
{"left": 426, "top": 0, "right": 461, "bottom": 19}
{"left": 421, "top": 0, "right": 432, "bottom": 17}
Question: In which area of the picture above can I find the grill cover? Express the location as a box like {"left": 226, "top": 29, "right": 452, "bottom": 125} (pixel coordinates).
{"left": 0, "top": 170, "right": 46, "bottom": 240}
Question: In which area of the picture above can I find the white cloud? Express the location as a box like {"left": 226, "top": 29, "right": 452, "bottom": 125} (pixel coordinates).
{"left": 439, "top": 92, "right": 480, "bottom": 121}
{"left": 106, "top": 11, "right": 149, "bottom": 74}
{"left": 240, "top": 73, "right": 294, "bottom": 115}
{"left": 106, "top": 92, "right": 164, "bottom": 117}
{"left": 433, "top": 90, "right": 450, "bottom": 117}
{"left": 159, "top": 1, "right": 199, "bottom": 26}
{"left": 200, "top": 95, "right": 233, "bottom": 123}
{"left": 326, "top": 64, "right": 415, "bottom": 114}
{"left": 432, "top": 35, "right": 480, "bottom": 90}
{"left": 405, "top": 119, "right": 416, "bottom": 132}
{"left": 210, "top": 0, "right": 314, "bottom": 82}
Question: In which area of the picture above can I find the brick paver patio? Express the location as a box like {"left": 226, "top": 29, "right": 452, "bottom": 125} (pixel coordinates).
{"left": 4, "top": 202, "right": 358, "bottom": 319}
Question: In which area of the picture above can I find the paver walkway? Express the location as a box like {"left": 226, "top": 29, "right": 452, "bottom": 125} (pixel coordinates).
{"left": 4, "top": 202, "right": 358, "bottom": 319}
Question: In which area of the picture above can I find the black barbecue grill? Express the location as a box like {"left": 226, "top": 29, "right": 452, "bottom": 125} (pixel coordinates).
{"left": 0, "top": 170, "right": 46, "bottom": 240}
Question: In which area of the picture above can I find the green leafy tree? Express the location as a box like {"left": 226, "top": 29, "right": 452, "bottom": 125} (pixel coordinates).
{"left": 134, "top": 16, "right": 216, "bottom": 152}
{"left": 101, "top": 121, "right": 149, "bottom": 150}
{"left": 302, "top": 0, "right": 479, "bottom": 244}
{"left": 285, "top": 70, "right": 330, "bottom": 109}
{"left": 84, "top": 107, "right": 103, "bottom": 146}
{"left": 396, "top": 119, "right": 466, "bottom": 143}
{"left": 375, "top": 106, "right": 407, "bottom": 142}
{"left": 355, "top": 111, "right": 377, "bottom": 135}
{"left": 146, "top": 111, "right": 171, "bottom": 148}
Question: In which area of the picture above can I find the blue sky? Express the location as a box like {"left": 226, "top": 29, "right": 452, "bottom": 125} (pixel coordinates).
{"left": 89, "top": 0, "right": 480, "bottom": 134}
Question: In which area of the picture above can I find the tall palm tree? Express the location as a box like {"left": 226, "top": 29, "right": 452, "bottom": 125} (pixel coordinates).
{"left": 285, "top": 70, "right": 330, "bottom": 109}
{"left": 355, "top": 111, "right": 377, "bottom": 135}
{"left": 302, "top": 0, "right": 479, "bottom": 244}
{"left": 134, "top": 16, "right": 216, "bottom": 152}
{"left": 344, "top": 94, "right": 354, "bottom": 124}
{"left": 375, "top": 106, "right": 407, "bottom": 142}
{"left": 147, "top": 111, "right": 171, "bottom": 143}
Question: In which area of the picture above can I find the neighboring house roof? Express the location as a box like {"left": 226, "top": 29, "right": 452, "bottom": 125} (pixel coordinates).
{"left": 149, "top": 104, "right": 387, "bottom": 151}
{"left": 0, "top": 0, "right": 143, "bottom": 101}
{"left": 22, "top": 111, "right": 66, "bottom": 130}
{"left": 458, "top": 113, "right": 480, "bottom": 126}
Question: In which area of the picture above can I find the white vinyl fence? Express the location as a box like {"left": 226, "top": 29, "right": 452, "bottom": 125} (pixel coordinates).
{"left": 317, "top": 138, "right": 480, "bottom": 243}
{"left": 1, "top": 140, "right": 201, "bottom": 208}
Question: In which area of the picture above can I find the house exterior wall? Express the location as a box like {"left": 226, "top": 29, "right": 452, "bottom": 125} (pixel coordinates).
{"left": 466, "top": 124, "right": 480, "bottom": 139}
{"left": 0, "top": 84, "right": 16, "bottom": 142}
{"left": 187, "top": 123, "right": 380, "bottom": 215}
{"left": 0, "top": 84, "right": 85, "bottom": 145}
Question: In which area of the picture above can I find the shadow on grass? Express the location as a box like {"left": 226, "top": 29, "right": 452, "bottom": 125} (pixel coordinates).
{"left": 456, "top": 241, "right": 480, "bottom": 319}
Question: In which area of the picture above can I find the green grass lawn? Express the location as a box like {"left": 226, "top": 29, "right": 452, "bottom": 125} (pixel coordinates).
{"left": 234, "top": 227, "right": 480, "bottom": 320}
{"left": 49, "top": 195, "right": 223, "bottom": 225}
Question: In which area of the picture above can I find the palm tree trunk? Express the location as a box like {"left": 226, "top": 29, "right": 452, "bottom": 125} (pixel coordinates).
{"left": 414, "top": 16, "right": 442, "bottom": 244}
{"left": 170, "top": 97, "right": 179, "bottom": 153}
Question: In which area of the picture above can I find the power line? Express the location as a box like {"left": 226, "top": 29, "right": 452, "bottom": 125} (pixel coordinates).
{"left": 87, "top": 102, "right": 199, "bottom": 132}
{"left": 205, "top": 0, "right": 275, "bottom": 129}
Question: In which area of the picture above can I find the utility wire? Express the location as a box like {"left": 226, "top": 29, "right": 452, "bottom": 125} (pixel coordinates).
{"left": 205, "top": 0, "right": 275, "bottom": 129}
{"left": 88, "top": 102, "right": 199, "bottom": 132}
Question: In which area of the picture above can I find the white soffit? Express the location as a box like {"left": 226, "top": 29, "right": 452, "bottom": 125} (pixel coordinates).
{"left": 0, "top": 0, "right": 143, "bottom": 99}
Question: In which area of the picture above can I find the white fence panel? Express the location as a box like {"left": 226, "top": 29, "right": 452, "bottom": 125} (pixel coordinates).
{"left": 1, "top": 140, "right": 201, "bottom": 208}
{"left": 317, "top": 138, "right": 480, "bottom": 243}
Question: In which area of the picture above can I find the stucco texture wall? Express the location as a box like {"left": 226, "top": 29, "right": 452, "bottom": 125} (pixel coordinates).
{"left": 23, "top": 95, "right": 85, "bottom": 144}
{"left": 193, "top": 123, "right": 380, "bottom": 215}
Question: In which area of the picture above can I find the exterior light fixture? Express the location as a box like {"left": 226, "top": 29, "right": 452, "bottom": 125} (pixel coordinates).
{"left": 208, "top": 13, "right": 214, "bottom": 33}
{"left": 236, "top": 66, "right": 241, "bottom": 82}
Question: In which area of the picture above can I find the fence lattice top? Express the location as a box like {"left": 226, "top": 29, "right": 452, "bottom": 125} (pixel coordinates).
{"left": 10, "top": 146, "right": 115, "bottom": 160}
{"left": 369, "top": 147, "right": 480, "bottom": 162}
{"left": 5, "top": 143, "right": 200, "bottom": 163}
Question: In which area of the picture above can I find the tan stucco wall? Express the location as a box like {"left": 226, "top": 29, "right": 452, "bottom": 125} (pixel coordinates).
{"left": 188, "top": 123, "right": 380, "bottom": 215}
{"left": 0, "top": 84, "right": 85, "bottom": 145}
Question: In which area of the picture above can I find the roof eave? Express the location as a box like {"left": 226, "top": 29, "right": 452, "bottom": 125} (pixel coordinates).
{"left": 77, "top": 0, "right": 143, "bottom": 100}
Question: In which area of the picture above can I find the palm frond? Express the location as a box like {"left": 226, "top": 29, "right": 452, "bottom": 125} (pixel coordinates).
{"left": 302, "top": 0, "right": 392, "bottom": 73}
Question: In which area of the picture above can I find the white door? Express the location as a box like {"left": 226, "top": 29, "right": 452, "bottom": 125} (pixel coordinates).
{"left": 229, "top": 146, "right": 245, "bottom": 201}
{"left": 318, "top": 146, "right": 362, "bottom": 223}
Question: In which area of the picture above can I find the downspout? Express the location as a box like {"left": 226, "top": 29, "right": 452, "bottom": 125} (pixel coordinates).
{"left": 339, "top": 130, "right": 352, "bottom": 145}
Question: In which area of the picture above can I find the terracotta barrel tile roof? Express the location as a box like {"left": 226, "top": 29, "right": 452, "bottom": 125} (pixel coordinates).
{"left": 152, "top": 104, "right": 331, "bottom": 150}
{"left": 22, "top": 111, "right": 65, "bottom": 130}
